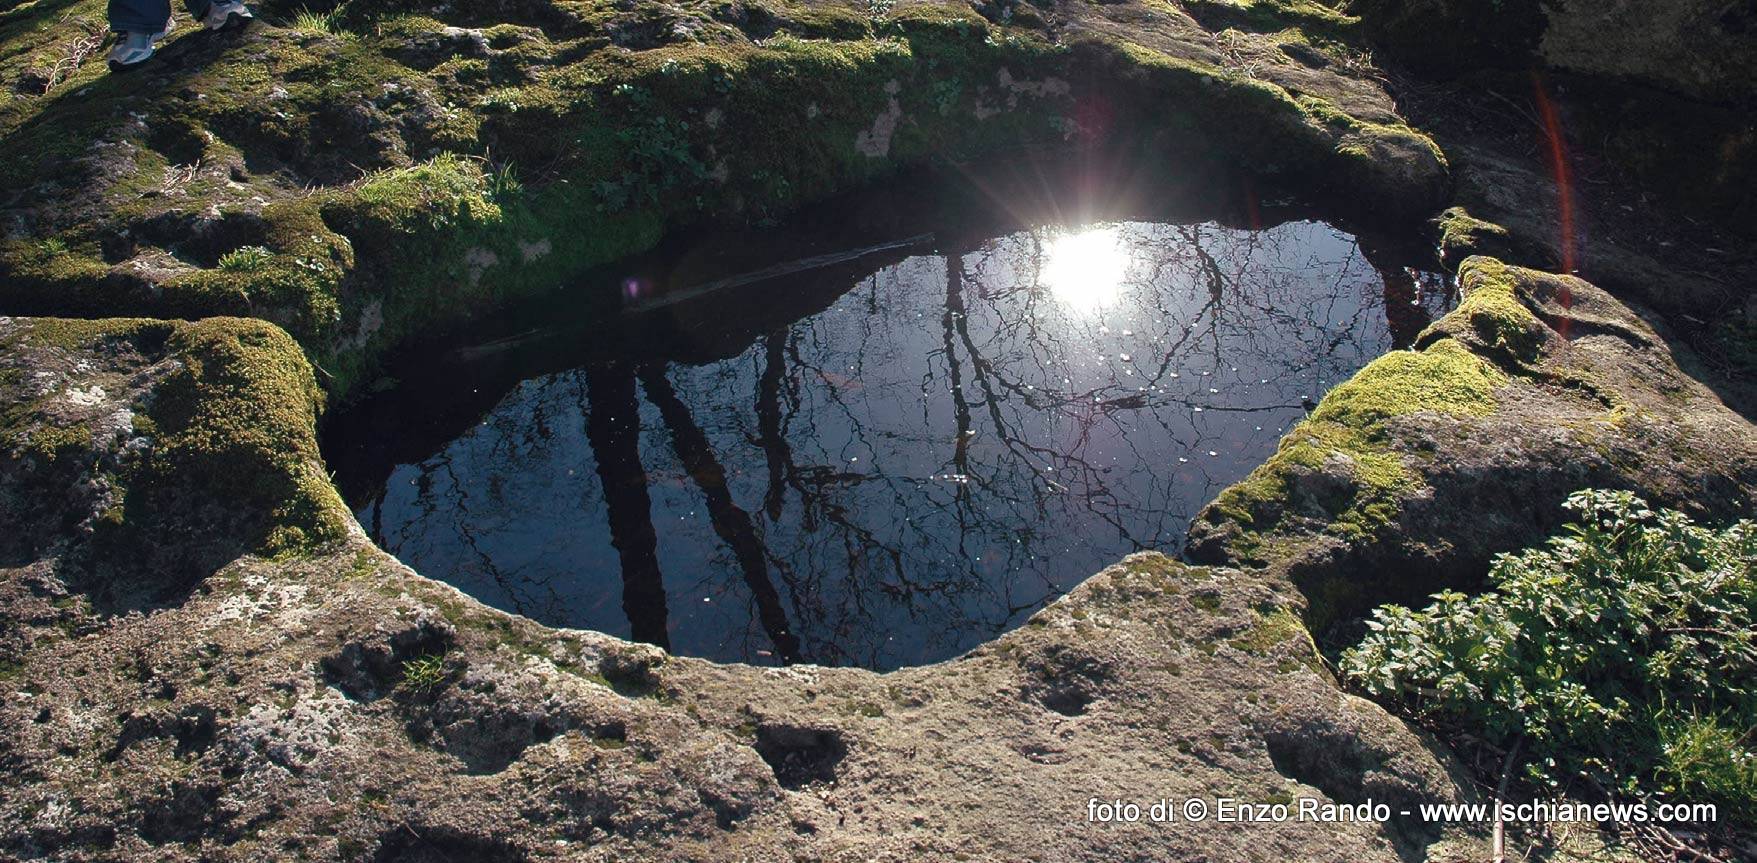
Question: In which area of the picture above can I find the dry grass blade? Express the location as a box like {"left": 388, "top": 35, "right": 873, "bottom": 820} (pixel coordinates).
{"left": 43, "top": 16, "right": 107, "bottom": 94}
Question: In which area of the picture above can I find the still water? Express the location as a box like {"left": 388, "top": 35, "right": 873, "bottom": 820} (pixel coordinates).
{"left": 334, "top": 199, "right": 1449, "bottom": 669}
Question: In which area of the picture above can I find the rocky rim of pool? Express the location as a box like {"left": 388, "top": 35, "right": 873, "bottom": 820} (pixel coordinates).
{"left": 1, "top": 0, "right": 1754, "bottom": 860}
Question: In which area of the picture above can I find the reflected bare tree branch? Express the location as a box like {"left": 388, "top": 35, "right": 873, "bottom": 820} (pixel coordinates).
{"left": 362, "top": 218, "right": 1451, "bottom": 669}
{"left": 639, "top": 365, "right": 802, "bottom": 664}
{"left": 583, "top": 361, "right": 671, "bottom": 650}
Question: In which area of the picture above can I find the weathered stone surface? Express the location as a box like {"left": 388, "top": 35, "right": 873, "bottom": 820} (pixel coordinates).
{"left": 4, "top": 539, "right": 1487, "bottom": 862}
{"left": 1350, "top": 0, "right": 1546, "bottom": 77}
{"left": 1538, "top": 0, "right": 1757, "bottom": 107}
{"left": 1354, "top": 0, "right": 1757, "bottom": 106}
{"left": 2, "top": 1, "right": 1752, "bottom": 859}
{"left": 0, "top": 324, "right": 1493, "bottom": 860}
{"left": 0, "top": 300, "right": 1681, "bottom": 861}
{"left": 1188, "top": 256, "right": 1757, "bottom": 636}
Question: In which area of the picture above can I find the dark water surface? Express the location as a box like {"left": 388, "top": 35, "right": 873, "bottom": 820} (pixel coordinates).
{"left": 327, "top": 165, "right": 1450, "bottom": 669}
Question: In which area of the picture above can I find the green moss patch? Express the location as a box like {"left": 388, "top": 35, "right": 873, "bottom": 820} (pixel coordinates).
{"left": 3, "top": 317, "right": 349, "bottom": 581}
{"left": 134, "top": 317, "right": 351, "bottom": 557}
{"left": 1228, "top": 606, "right": 1324, "bottom": 675}
{"left": 1309, "top": 337, "right": 1504, "bottom": 426}
{"left": 1434, "top": 206, "right": 1513, "bottom": 265}
{"left": 1418, "top": 257, "right": 1548, "bottom": 366}
{"left": 0, "top": 3, "right": 1448, "bottom": 399}
{"left": 1209, "top": 338, "right": 1505, "bottom": 544}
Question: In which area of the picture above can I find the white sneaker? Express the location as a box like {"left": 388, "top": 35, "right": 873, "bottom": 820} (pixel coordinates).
{"left": 201, "top": 0, "right": 252, "bottom": 31}
{"left": 106, "top": 16, "right": 175, "bottom": 72}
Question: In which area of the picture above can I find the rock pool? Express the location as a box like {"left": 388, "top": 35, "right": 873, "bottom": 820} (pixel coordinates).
{"left": 327, "top": 180, "right": 1449, "bottom": 669}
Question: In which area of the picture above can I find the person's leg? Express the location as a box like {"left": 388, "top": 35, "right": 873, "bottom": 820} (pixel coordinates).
{"left": 108, "top": 0, "right": 171, "bottom": 34}
{"left": 190, "top": 0, "right": 252, "bottom": 31}
{"left": 108, "top": 0, "right": 172, "bottom": 70}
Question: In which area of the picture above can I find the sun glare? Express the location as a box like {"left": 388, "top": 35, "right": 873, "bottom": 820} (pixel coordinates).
{"left": 1041, "top": 226, "right": 1128, "bottom": 314}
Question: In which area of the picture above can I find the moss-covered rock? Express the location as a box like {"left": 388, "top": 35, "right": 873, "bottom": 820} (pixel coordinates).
{"left": 1188, "top": 258, "right": 1757, "bottom": 638}
{"left": 1434, "top": 205, "right": 1513, "bottom": 265}
{"left": 1205, "top": 338, "right": 1504, "bottom": 548}
{"left": 0, "top": 316, "right": 348, "bottom": 606}
{"left": 1417, "top": 255, "right": 1547, "bottom": 366}
{"left": 0, "top": 0, "right": 1447, "bottom": 398}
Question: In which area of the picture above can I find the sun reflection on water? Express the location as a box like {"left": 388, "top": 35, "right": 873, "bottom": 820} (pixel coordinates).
{"left": 1041, "top": 226, "right": 1128, "bottom": 315}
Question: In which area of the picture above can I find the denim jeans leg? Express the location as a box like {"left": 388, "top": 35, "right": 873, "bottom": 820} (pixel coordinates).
{"left": 108, "top": 0, "right": 172, "bottom": 33}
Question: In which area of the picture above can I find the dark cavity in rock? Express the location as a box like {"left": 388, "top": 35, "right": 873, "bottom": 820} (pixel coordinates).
{"left": 753, "top": 723, "right": 847, "bottom": 790}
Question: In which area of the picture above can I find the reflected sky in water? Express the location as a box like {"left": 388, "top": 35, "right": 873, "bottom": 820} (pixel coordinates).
{"left": 354, "top": 219, "right": 1450, "bottom": 669}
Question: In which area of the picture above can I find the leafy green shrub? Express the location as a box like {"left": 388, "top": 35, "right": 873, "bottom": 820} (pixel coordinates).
{"left": 592, "top": 85, "right": 710, "bottom": 213}
{"left": 1342, "top": 489, "right": 1757, "bottom": 821}
{"left": 217, "top": 245, "right": 274, "bottom": 272}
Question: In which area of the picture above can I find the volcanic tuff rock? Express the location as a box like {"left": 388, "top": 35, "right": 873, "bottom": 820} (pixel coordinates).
{"left": 1, "top": 0, "right": 1753, "bottom": 860}
{"left": 5, "top": 243, "right": 1736, "bottom": 859}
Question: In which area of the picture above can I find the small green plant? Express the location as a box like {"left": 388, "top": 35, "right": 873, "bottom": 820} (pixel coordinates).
{"left": 592, "top": 85, "right": 710, "bottom": 213}
{"left": 398, "top": 654, "right": 448, "bottom": 693}
{"left": 480, "top": 87, "right": 524, "bottom": 113}
{"left": 217, "top": 245, "right": 274, "bottom": 272}
{"left": 928, "top": 78, "right": 963, "bottom": 115}
{"left": 486, "top": 159, "right": 522, "bottom": 202}
{"left": 36, "top": 237, "right": 68, "bottom": 257}
{"left": 1343, "top": 489, "right": 1756, "bottom": 822}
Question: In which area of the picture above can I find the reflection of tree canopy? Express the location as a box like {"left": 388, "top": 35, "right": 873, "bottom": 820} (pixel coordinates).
{"left": 372, "top": 374, "right": 610, "bottom": 624}
{"left": 364, "top": 220, "right": 1451, "bottom": 670}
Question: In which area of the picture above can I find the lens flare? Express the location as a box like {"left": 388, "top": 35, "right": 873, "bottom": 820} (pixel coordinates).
{"left": 1041, "top": 226, "right": 1127, "bottom": 314}
{"left": 1531, "top": 73, "right": 1576, "bottom": 338}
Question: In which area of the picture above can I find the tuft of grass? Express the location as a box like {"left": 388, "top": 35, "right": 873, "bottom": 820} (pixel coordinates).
{"left": 291, "top": 8, "right": 333, "bottom": 32}
{"left": 1655, "top": 710, "right": 1757, "bottom": 821}
{"left": 398, "top": 654, "right": 448, "bottom": 693}
{"left": 217, "top": 245, "right": 274, "bottom": 273}
{"left": 288, "top": 5, "right": 355, "bottom": 36}
{"left": 346, "top": 153, "right": 499, "bottom": 231}
{"left": 486, "top": 159, "right": 522, "bottom": 202}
